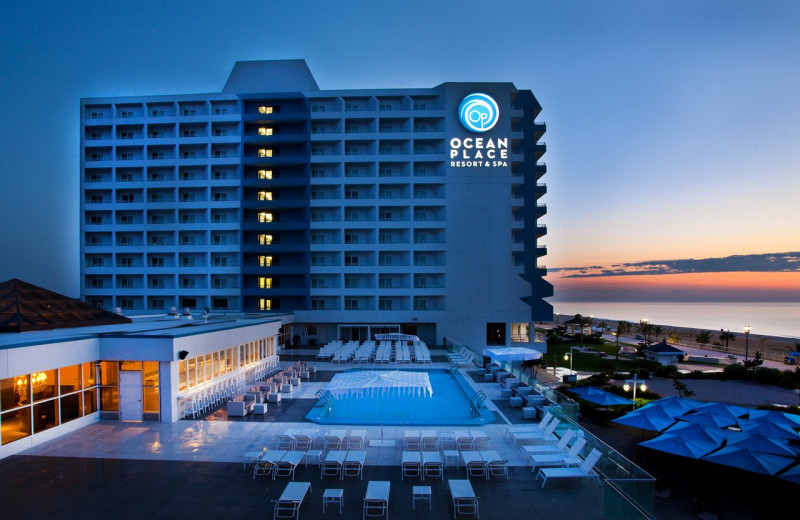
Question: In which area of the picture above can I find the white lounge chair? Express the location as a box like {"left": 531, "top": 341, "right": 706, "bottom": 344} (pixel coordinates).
{"left": 523, "top": 429, "right": 576, "bottom": 456}
{"left": 529, "top": 437, "right": 587, "bottom": 472}
{"left": 363, "top": 481, "right": 390, "bottom": 520}
{"left": 511, "top": 419, "right": 560, "bottom": 447}
{"left": 535, "top": 448, "right": 603, "bottom": 488}
{"left": 503, "top": 412, "right": 554, "bottom": 441}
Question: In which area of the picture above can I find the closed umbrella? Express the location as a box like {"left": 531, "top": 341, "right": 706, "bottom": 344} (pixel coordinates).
{"left": 702, "top": 446, "right": 794, "bottom": 476}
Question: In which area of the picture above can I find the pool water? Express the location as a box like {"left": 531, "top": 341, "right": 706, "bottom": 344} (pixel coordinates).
{"left": 305, "top": 368, "right": 496, "bottom": 425}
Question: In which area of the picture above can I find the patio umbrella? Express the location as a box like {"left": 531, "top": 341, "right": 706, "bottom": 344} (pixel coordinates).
{"left": 579, "top": 392, "right": 635, "bottom": 407}
{"left": 702, "top": 446, "right": 795, "bottom": 476}
{"left": 659, "top": 421, "right": 729, "bottom": 445}
{"left": 725, "top": 431, "right": 799, "bottom": 458}
{"left": 612, "top": 405, "right": 677, "bottom": 432}
{"left": 568, "top": 386, "right": 607, "bottom": 396}
{"left": 743, "top": 409, "right": 800, "bottom": 429}
{"left": 777, "top": 464, "right": 800, "bottom": 485}
{"left": 677, "top": 411, "right": 738, "bottom": 429}
{"left": 640, "top": 433, "right": 721, "bottom": 459}
{"left": 690, "top": 402, "right": 749, "bottom": 421}
{"left": 738, "top": 420, "right": 800, "bottom": 440}
{"left": 646, "top": 396, "right": 704, "bottom": 417}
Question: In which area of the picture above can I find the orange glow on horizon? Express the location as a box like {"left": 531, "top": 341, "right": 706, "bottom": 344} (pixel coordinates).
{"left": 552, "top": 271, "right": 800, "bottom": 293}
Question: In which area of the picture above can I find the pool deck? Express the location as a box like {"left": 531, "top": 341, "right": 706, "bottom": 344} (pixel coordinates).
{"left": 0, "top": 355, "right": 614, "bottom": 519}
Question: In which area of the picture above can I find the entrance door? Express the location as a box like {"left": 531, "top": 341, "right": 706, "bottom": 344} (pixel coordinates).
{"left": 119, "top": 371, "right": 143, "bottom": 422}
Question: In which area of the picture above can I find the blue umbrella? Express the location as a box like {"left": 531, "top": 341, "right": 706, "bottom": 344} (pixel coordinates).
{"left": 579, "top": 392, "right": 634, "bottom": 406}
{"left": 660, "top": 421, "right": 729, "bottom": 445}
{"left": 744, "top": 409, "right": 800, "bottom": 429}
{"left": 640, "top": 433, "right": 720, "bottom": 459}
{"left": 738, "top": 420, "right": 800, "bottom": 440}
{"left": 613, "top": 405, "right": 677, "bottom": 432}
{"left": 702, "top": 446, "right": 794, "bottom": 476}
{"left": 777, "top": 464, "right": 800, "bottom": 484}
{"left": 690, "top": 402, "right": 749, "bottom": 421}
{"left": 725, "top": 431, "right": 799, "bottom": 457}
{"left": 646, "top": 396, "right": 704, "bottom": 417}
{"left": 677, "top": 411, "right": 738, "bottom": 429}
{"left": 569, "top": 386, "right": 607, "bottom": 396}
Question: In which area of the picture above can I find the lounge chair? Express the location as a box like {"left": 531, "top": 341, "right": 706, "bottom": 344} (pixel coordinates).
{"left": 535, "top": 448, "right": 603, "bottom": 488}
{"left": 510, "top": 419, "right": 560, "bottom": 447}
{"left": 449, "top": 479, "right": 479, "bottom": 519}
{"left": 487, "top": 459, "right": 509, "bottom": 480}
{"left": 523, "top": 430, "right": 576, "bottom": 456}
{"left": 529, "top": 437, "right": 587, "bottom": 472}
{"left": 503, "top": 412, "right": 554, "bottom": 441}
{"left": 402, "top": 451, "right": 422, "bottom": 480}
{"left": 363, "top": 481, "right": 390, "bottom": 520}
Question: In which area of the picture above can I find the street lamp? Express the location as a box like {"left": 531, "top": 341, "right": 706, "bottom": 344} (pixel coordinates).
{"left": 564, "top": 346, "right": 580, "bottom": 375}
{"left": 641, "top": 318, "right": 650, "bottom": 343}
{"left": 623, "top": 373, "right": 647, "bottom": 406}
{"left": 743, "top": 325, "right": 751, "bottom": 363}
{"left": 555, "top": 312, "right": 560, "bottom": 326}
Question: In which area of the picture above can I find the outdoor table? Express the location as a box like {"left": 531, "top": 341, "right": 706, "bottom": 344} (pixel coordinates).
{"left": 448, "top": 479, "right": 478, "bottom": 519}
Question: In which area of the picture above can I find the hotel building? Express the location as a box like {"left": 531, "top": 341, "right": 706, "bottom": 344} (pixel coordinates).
{"left": 80, "top": 59, "right": 550, "bottom": 350}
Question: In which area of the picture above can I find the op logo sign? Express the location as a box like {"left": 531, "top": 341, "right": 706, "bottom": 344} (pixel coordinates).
{"left": 458, "top": 93, "right": 499, "bottom": 133}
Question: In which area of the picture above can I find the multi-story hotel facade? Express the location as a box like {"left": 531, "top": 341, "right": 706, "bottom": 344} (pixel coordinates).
{"left": 80, "top": 60, "right": 552, "bottom": 349}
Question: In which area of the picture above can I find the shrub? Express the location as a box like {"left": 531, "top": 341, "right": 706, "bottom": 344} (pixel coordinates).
{"left": 723, "top": 363, "right": 747, "bottom": 379}
{"left": 755, "top": 368, "right": 783, "bottom": 386}
{"left": 653, "top": 364, "right": 680, "bottom": 378}
{"left": 684, "top": 370, "right": 707, "bottom": 379}
{"left": 547, "top": 334, "right": 564, "bottom": 345}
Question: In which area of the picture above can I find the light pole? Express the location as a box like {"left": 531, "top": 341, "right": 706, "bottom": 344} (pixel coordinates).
{"left": 743, "top": 325, "right": 751, "bottom": 363}
{"left": 624, "top": 373, "right": 647, "bottom": 407}
{"left": 564, "top": 346, "right": 579, "bottom": 375}
{"left": 555, "top": 312, "right": 560, "bottom": 326}
{"left": 641, "top": 318, "right": 649, "bottom": 343}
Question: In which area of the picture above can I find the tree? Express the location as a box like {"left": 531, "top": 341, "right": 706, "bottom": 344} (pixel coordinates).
{"left": 598, "top": 321, "right": 608, "bottom": 333}
{"left": 672, "top": 377, "right": 695, "bottom": 397}
{"left": 719, "top": 330, "right": 736, "bottom": 350}
{"left": 616, "top": 320, "right": 632, "bottom": 359}
{"left": 521, "top": 358, "right": 544, "bottom": 377}
{"left": 638, "top": 320, "right": 654, "bottom": 343}
{"left": 695, "top": 331, "right": 712, "bottom": 344}
{"left": 652, "top": 325, "right": 665, "bottom": 341}
{"left": 743, "top": 351, "right": 764, "bottom": 375}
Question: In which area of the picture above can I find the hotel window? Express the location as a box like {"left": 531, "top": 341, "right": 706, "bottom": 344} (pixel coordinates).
{"left": 151, "top": 152, "right": 164, "bottom": 160}
{"left": 344, "top": 275, "right": 359, "bottom": 288}
{"left": 258, "top": 255, "right": 273, "bottom": 267}
{"left": 379, "top": 103, "right": 392, "bottom": 111}
{"left": 344, "top": 104, "right": 359, "bottom": 112}
{"left": 379, "top": 275, "right": 393, "bottom": 288}
{"left": 311, "top": 168, "right": 325, "bottom": 178}
{"left": 90, "top": 215, "right": 102, "bottom": 225}
{"left": 213, "top": 150, "right": 228, "bottom": 158}
{"left": 149, "top": 130, "right": 163, "bottom": 138}
{"left": 258, "top": 106, "right": 274, "bottom": 114}
{"left": 150, "top": 257, "right": 164, "bottom": 267}
{"left": 258, "top": 277, "right": 272, "bottom": 289}
{"left": 379, "top": 189, "right": 392, "bottom": 199}
{"left": 379, "top": 297, "right": 392, "bottom": 310}
{"left": 182, "top": 109, "right": 197, "bottom": 116}
{"left": 311, "top": 211, "right": 325, "bottom": 222}
{"left": 119, "top": 132, "right": 133, "bottom": 139}
{"left": 212, "top": 256, "right": 228, "bottom": 267}
{"left": 344, "top": 297, "right": 359, "bottom": 310}
{"left": 344, "top": 233, "right": 358, "bottom": 244}
{"left": 182, "top": 151, "right": 196, "bottom": 159}
{"left": 258, "top": 169, "right": 273, "bottom": 180}
{"left": 91, "top": 257, "right": 104, "bottom": 267}
{"left": 257, "top": 191, "right": 272, "bottom": 201}
{"left": 311, "top": 298, "right": 325, "bottom": 310}
{"left": 344, "top": 255, "right": 358, "bottom": 266}
{"left": 413, "top": 298, "right": 427, "bottom": 311}
{"left": 378, "top": 233, "right": 391, "bottom": 244}
{"left": 311, "top": 276, "right": 325, "bottom": 288}
{"left": 259, "top": 298, "right": 272, "bottom": 311}
{"left": 120, "top": 298, "right": 134, "bottom": 309}
{"left": 414, "top": 276, "right": 428, "bottom": 288}
{"left": 258, "top": 234, "right": 273, "bottom": 245}
{"left": 378, "top": 147, "right": 392, "bottom": 155}
{"left": 213, "top": 170, "right": 228, "bottom": 179}
{"left": 182, "top": 130, "right": 196, "bottom": 137}
{"left": 378, "top": 253, "right": 392, "bottom": 266}
{"left": 213, "top": 192, "right": 228, "bottom": 201}
{"left": 90, "top": 111, "right": 103, "bottom": 119}
{"left": 151, "top": 299, "right": 165, "bottom": 310}
{"left": 344, "top": 168, "right": 359, "bottom": 177}
{"left": 379, "top": 211, "right": 392, "bottom": 221}
{"left": 258, "top": 212, "right": 273, "bottom": 223}
{"left": 379, "top": 124, "right": 393, "bottom": 133}
{"left": 344, "top": 190, "right": 358, "bottom": 199}
{"left": 311, "top": 233, "right": 324, "bottom": 244}
{"left": 214, "top": 107, "right": 228, "bottom": 115}
{"left": 413, "top": 103, "right": 426, "bottom": 110}
{"left": 258, "top": 127, "right": 273, "bottom": 136}
{"left": 150, "top": 109, "right": 165, "bottom": 117}
{"left": 379, "top": 167, "right": 393, "bottom": 176}
{"left": 311, "top": 254, "right": 325, "bottom": 266}
{"left": 311, "top": 105, "right": 325, "bottom": 112}
{"left": 311, "top": 190, "right": 323, "bottom": 200}
{"left": 258, "top": 148, "right": 273, "bottom": 158}
{"left": 120, "top": 153, "right": 133, "bottom": 161}
{"left": 345, "top": 147, "right": 359, "bottom": 155}
{"left": 120, "top": 111, "right": 134, "bottom": 118}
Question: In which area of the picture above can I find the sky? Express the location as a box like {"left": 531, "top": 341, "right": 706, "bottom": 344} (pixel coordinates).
{"left": 0, "top": 0, "right": 798, "bottom": 301}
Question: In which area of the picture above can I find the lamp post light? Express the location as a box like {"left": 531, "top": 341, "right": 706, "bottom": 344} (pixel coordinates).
{"left": 743, "top": 325, "right": 751, "bottom": 363}
{"left": 555, "top": 312, "right": 560, "bottom": 326}
{"left": 564, "top": 346, "right": 580, "bottom": 375}
{"left": 641, "top": 318, "right": 650, "bottom": 343}
{"left": 623, "top": 373, "right": 647, "bottom": 407}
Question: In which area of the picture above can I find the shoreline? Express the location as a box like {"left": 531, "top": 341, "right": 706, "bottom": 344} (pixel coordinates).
{"left": 550, "top": 314, "right": 798, "bottom": 363}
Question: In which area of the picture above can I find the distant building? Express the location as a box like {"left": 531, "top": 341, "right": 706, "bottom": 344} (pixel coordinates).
{"left": 642, "top": 339, "right": 685, "bottom": 366}
{"left": 80, "top": 59, "right": 551, "bottom": 350}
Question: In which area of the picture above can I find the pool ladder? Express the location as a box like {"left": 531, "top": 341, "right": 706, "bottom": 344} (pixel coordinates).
{"left": 315, "top": 389, "right": 334, "bottom": 413}
{"left": 469, "top": 390, "right": 487, "bottom": 416}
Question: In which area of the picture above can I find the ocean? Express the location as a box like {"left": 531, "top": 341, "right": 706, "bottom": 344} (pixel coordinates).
{"left": 550, "top": 301, "right": 800, "bottom": 339}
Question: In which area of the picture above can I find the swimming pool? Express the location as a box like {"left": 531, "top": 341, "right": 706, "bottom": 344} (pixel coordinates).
{"left": 305, "top": 368, "right": 496, "bottom": 425}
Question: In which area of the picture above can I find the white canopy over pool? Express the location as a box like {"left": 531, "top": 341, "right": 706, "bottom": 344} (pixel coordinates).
{"left": 325, "top": 370, "right": 433, "bottom": 398}
{"left": 484, "top": 347, "right": 543, "bottom": 363}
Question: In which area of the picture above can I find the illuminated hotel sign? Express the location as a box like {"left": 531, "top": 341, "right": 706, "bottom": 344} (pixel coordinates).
{"left": 451, "top": 92, "right": 508, "bottom": 168}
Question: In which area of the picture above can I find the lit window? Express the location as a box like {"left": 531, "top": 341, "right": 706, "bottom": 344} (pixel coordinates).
{"left": 258, "top": 234, "right": 273, "bottom": 245}
{"left": 258, "top": 212, "right": 273, "bottom": 223}
{"left": 258, "top": 106, "right": 273, "bottom": 114}
{"left": 258, "top": 277, "right": 272, "bottom": 289}
{"left": 258, "top": 127, "right": 273, "bottom": 136}
{"left": 259, "top": 298, "right": 272, "bottom": 310}
{"left": 258, "top": 191, "right": 272, "bottom": 201}
{"left": 258, "top": 148, "right": 273, "bottom": 158}
{"left": 259, "top": 255, "right": 273, "bottom": 267}
{"left": 258, "top": 169, "right": 273, "bottom": 180}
